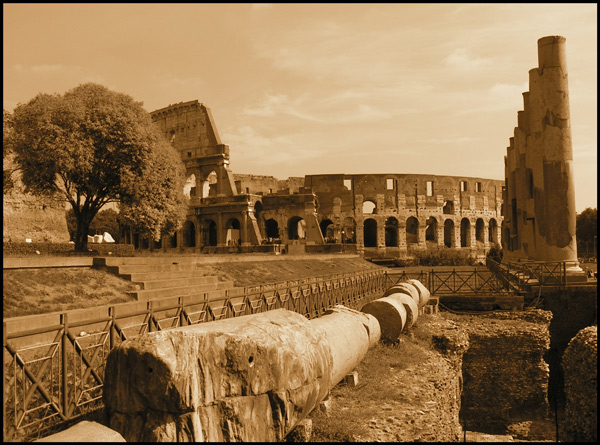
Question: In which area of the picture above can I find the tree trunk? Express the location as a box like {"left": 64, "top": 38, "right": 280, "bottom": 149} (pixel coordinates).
{"left": 74, "top": 213, "right": 91, "bottom": 252}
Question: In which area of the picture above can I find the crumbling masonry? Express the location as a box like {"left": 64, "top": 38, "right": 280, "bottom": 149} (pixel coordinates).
{"left": 121, "top": 100, "right": 503, "bottom": 258}
{"left": 502, "top": 36, "right": 581, "bottom": 271}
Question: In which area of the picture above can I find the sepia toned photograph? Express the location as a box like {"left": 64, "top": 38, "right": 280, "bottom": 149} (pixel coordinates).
{"left": 3, "top": 3, "right": 597, "bottom": 442}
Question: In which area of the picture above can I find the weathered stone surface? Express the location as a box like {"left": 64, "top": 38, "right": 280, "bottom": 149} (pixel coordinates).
{"left": 34, "top": 421, "right": 125, "bottom": 442}
{"left": 103, "top": 309, "right": 333, "bottom": 442}
{"left": 454, "top": 310, "right": 552, "bottom": 433}
{"left": 310, "top": 306, "right": 375, "bottom": 385}
{"left": 360, "top": 296, "right": 407, "bottom": 341}
{"left": 561, "top": 325, "right": 597, "bottom": 442}
{"left": 382, "top": 282, "right": 420, "bottom": 305}
{"left": 407, "top": 279, "right": 430, "bottom": 306}
{"left": 388, "top": 292, "right": 419, "bottom": 328}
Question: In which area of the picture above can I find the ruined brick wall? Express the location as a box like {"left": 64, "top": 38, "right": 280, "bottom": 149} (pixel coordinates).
{"left": 457, "top": 310, "right": 552, "bottom": 433}
{"left": 561, "top": 325, "right": 597, "bottom": 442}
{"left": 305, "top": 173, "right": 503, "bottom": 255}
{"left": 502, "top": 36, "right": 578, "bottom": 262}
{"left": 3, "top": 186, "right": 70, "bottom": 244}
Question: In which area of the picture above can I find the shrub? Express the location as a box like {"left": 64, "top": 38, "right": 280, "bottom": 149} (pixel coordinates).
{"left": 412, "top": 247, "right": 476, "bottom": 266}
{"left": 3, "top": 242, "right": 135, "bottom": 257}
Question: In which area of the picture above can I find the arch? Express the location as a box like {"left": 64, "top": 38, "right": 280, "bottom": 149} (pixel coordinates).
{"left": 443, "top": 200, "right": 454, "bottom": 215}
{"left": 288, "top": 216, "right": 306, "bottom": 240}
{"left": 183, "top": 173, "right": 197, "bottom": 198}
{"left": 406, "top": 216, "right": 419, "bottom": 244}
{"left": 254, "top": 201, "right": 263, "bottom": 222}
{"left": 460, "top": 218, "right": 471, "bottom": 248}
{"left": 385, "top": 217, "right": 399, "bottom": 247}
{"left": 320, "top": 218, "right": 335, "bottom": 241}
{"left": 265, "top": 218, "right": 280, "bottom": 240}
{"left": 425, "top": 216, "right": 438, "bottom": 243}
{"left": 475, "top": 218, "right": 485, "bottom": 245}
{"left": 170, "top": 232, "right": 177, "bottom": 248}
{"left": 153, "top": 238, "right": 162, "bottom": 250}
{"left": 342, "top": 217, "right": 356, "bottom": 244}
{"left": 444, "top": 219, "right": 455, "bottom": 248}
{"left": 363, "top": 218, "right": 378, "bottom": 247}
{"left": 203, "top": 219, "right": 217, "bottom": 247}
{"left": 362, "top": 200, "right": 377, "bottom": 214}
{"left": 141, "top": 236, "right": 149, "bottom": 250}
{"left": 226, "top": 218, "right": 241, "bottom": 246}
{"left": 183, "top": 220, "right": 196, "bottom": 247}
{"left": 201, "top": 170, "right": 218, "bottom": 198}
{"left": 489, "top": 218, "right": 498, "bottom": 245}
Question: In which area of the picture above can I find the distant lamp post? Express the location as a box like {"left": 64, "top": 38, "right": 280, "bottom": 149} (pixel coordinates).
{"left": 341, "top": 229, "right": 345, "bottom": 253}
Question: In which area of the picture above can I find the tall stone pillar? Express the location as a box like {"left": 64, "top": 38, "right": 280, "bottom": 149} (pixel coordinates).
{"left": 503, "top": 36, "right": 583, "bottom": 277}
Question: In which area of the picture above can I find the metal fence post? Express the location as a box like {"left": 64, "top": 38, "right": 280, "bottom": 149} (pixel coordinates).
{"left": 61, "top": 313, "right": 69, "bottom": 418}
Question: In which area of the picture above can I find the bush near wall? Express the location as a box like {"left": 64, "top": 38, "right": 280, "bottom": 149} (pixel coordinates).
{"left": 3, "top": 242, "right": 135, "bottom": 257}
{"left": 412, "top": 248, "right": 477, "bottom": 266}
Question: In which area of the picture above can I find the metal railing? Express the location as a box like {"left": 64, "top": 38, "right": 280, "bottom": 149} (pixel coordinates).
{"left": 487, "top": 258, "right": 582, "bottom": 289}
{"left": 3, "top": 269, "right": 386, "bottom": 442}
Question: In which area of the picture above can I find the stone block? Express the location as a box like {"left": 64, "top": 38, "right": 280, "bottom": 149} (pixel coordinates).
{"left": 286, "top": 418, "right": 313, "bottom": 442}
{"left": 343, "top": 371, "right": 359, "bottom": 387}
{"left": 34, "top": 421, "right": 125, "bottom": 442}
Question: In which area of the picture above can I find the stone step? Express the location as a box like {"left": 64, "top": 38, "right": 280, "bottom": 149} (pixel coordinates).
{"left": 124, "top": 270, "right": 219, "bottom": 283}
{"left": 128, "top": 281, "right": 235, "bottom": 301}
{"left": 139, "top": 276, "right": 220, "bottom": 290}
{"left": 114, "top": 263, "right": 200, "bottom": 274}
{"left": 93, "top": 256, "right": 197, "bottom": 267}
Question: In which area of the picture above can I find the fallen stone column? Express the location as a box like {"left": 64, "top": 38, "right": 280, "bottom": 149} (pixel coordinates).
{"left": 310, "top": 305, "right": 379, "bottom": 385}
{"left": 361, "top": 279, "right": 428, "bottom": 341}
{"left": 360, "top": 295, "right": 407, "bottom": 341}
{"left": 103, "top": 307, "right": 374, "bottom": 442}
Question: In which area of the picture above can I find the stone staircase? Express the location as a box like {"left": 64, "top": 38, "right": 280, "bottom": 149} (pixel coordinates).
{"left": 93, "top": 256, "right": 236, "bottom": 301}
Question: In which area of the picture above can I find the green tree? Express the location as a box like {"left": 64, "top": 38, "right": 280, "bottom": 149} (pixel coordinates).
{"left": 8, "top": 83, "right": 187, "bottom": 251}
{"left": 576, "top": 207, "right": 597, "bottom": 243}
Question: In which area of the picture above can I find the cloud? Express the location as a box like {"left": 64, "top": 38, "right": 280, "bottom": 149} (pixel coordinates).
{"left": 443, "top": 48, "right": 492, "bottom": 70}
{"left": 31, "top": 64, "right": 65, "bottom": 72}
{"left": 243, "top": 92, "right": 321, "bottom": 122}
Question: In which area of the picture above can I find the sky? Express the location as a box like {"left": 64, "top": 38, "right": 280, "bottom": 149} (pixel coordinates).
{"left": 3, "top": 3, "right": 597, "bottom": 212}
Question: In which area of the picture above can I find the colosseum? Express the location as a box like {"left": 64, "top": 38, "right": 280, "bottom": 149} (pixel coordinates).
{"left": 121, "top": 100, "right": 503, "bottom": 259}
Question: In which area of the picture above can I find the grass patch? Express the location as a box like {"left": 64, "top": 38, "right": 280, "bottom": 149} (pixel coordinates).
{"left": 309, "top": 335, "right": 432, "bottom": 441}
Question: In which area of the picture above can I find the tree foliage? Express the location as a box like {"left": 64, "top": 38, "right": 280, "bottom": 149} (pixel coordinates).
{"left": 8, "top": 83, "right": 187, "bottom": 250}
{"left": 576, "top": 207, "right": 597, "bottom": 243}
{"left": 66, "top": 207, "right": 121, "bottom": 242}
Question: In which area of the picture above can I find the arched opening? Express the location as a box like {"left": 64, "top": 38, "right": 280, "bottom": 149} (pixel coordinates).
{"left": 141, "top": 236, "right": 149, "bottom": 250}
{"left": 475, "top": 218, "right": 485, "bottom": 246}
{"left": 254, "top": 201, "right": 263, "bottom": 224}
{"left": 184, "top": 220, "right": 196, "bottom": 247}
{"left": 362, "top": 200, "right": 377, "bottom": 214}
{"left": 204, "top": 219, "right": 217, "bottom": 247}
{"left": 153, "top": 238, "right": 162, "bottom": 250}
{"left": 183, "top": 173, "right": 197, "bottom": 198}
{"left": 443, "top": 200, "right": 454, "bottom": 215}
{"left": 320, "top": 219, "right": 334, "bottom": 242}
{"left": 363, "top": 218, "right": 378, "bottom": 247}
{"left": 444, "top": 219, "right": 454, "bottom": 248}
{"left": 385, "top": 217, "right": 398, "bottom": 247}
{"left": 342, "top": 217, "right": 356, "bottom": 244}
{"left": 425, "top": 216, "right": 438, "bottom": 243}
{"left": 226, "top": 218, "right": 241, "bottom": 246}
{"left": 201, "top": 171, "right": 217, "bottom": 198}
{"left": 288, "top": 216, "right": 306, "bottom": 240}
{"left": 460, "top": 218, "right": 471, "bottom": 248}
{"left": 489, "top": 219, "right": 498, "bottom": 245}
{"left": 265, "top": 218, "right": 280, "bottom": 240}
{"left": 170, "top": 232, "right": 177, "bottom": 248}
{"left": 133, "top": 233, "right": 139, "bottom": 249}
{"left": 406, "top": 217, "right": 419, "bottom": 244}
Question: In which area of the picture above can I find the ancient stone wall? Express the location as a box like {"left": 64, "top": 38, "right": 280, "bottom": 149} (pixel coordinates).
{"left": 3, "top": 189, "right": 70, "bottom": 243}
{"left": 561, "top": 325, "right": 597, "bottom": 442}
{"left": 502, "top": 36, "right": 578, "bottom": 264}
{"left": 457, "top": 310, "right": 552, "bottom": 434}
